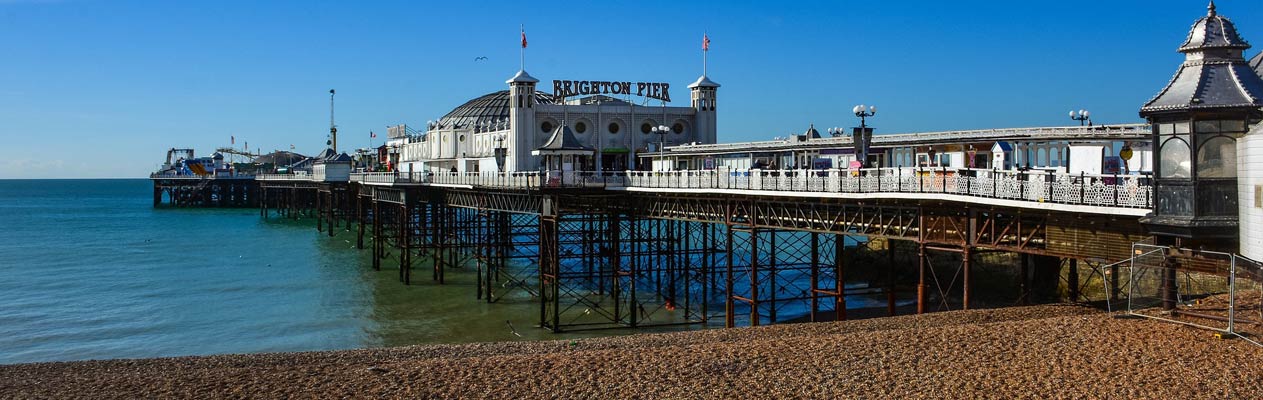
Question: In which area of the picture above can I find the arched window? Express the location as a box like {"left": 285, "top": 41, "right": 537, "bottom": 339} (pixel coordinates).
{"left": 1159, "top": 137, "right": 1191, "bottom": 178}
{"left": 1197, "top": 135, "right": 1237, "bottom": 178}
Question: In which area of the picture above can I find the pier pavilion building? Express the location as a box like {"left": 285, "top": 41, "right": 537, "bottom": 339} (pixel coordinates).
{"left": 388, "top": 70, "right": 719, "bottom": 174}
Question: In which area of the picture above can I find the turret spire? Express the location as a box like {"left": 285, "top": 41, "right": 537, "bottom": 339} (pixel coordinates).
{"left": 1208, "top": 0, "right": 1216, "bottom": 17}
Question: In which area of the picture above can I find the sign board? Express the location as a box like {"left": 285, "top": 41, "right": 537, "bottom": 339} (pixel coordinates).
{"left": 703, "top": 157, "right": 715, "bottom": 170}
{"left": 813, "top": 158, "right": 833, "bottom": 170}
{"left": 1119, "top": 147, "right": 1134, "bottom": 161}
{"left": 1103, "top": 156, "right": 1124, "bottom": 175}
{"left": 553, "top": 80, "right": 670, "bottom": 102}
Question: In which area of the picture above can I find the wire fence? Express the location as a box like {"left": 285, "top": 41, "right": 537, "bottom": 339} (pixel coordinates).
{"left": 1124, "top": 244, "right": 1263, "bottom": 346}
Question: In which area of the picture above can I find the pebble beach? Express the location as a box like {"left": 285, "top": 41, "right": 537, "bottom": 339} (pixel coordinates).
{"left": 2, "top": 304, "right": 1260, "bottom": 399}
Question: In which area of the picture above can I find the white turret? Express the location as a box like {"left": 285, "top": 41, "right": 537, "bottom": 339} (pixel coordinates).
{"left": 688, "top": 75, "right": 720, "bottom": 144}
{"left": 507, "top": 70, "right": 539, "bottom": 171}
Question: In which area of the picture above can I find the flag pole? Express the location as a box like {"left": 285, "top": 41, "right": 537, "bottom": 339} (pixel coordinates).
{"left": 703, "top": 31, "right": 708, "bottom": 76}
{"left": 520, "top": 25, "right": 525, "bottom": 71}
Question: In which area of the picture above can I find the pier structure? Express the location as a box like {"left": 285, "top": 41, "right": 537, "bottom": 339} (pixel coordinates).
{"left": 254, "top": 152, "right": 1158, "bottom": 331}
{"left": 162, "top": 3, "right": 1263, "bottom": 335}
{"left": 151, "top": 173, "right": 258, "bottom": 207}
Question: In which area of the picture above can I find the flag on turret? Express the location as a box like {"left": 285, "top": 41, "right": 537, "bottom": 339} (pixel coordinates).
{"left": 521, "top": 28, "right": 527, "bottom": 48}
{"left": 703, "top": 34, "right": 710, "bottom": 51}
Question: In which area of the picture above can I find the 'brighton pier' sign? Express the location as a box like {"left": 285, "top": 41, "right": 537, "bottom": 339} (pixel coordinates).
{"left": 552, "top": 80, "right": 671, "bottom": 102}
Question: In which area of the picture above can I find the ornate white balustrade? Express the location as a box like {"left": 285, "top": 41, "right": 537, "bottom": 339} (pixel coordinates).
{"left": 255, "top": 173, "right": 310, "bottom": 181}
{"left": 623, "top": 168, "right": 1154, "bottom": 209}
{"left": 350, "top": 171, "right": 624, "bottom": 189}
{"left": 342, "top": 168, "right": 1152, "bottom": 210}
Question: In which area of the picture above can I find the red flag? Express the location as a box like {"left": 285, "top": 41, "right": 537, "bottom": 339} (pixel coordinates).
{"left": 231, "top": 135, "right": 235, "bottom": 145}
{"left": 370, "top": 131, "right": 376, "bottom": 138}
{"left": 703, "top": 34, "right": 710, "bottom": 51}
{"left": 521, "top": 29, "right": 527, "bottom": 48}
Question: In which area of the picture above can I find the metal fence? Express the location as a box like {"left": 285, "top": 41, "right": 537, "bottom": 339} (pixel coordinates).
{"left": 349, "top": 171, "right": 628, "bottom": 189}
{"left": 256, "top": 173, "right": 312, "bottom": 181}
{"left": 624, "top": 168, "right": 1153, "bottom": 209}
{"left": 1125, "top": 244, "right": 1263, "bottom": 346}
{"left": 150, "top": 172, "right": 256, "bottom": 180}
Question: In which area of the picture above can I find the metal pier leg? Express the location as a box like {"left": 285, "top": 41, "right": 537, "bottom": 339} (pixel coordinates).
{"left": 1162, "top": 257, "right": 1179, "bottom": 311}
{"left": 810, "top": 232, "right": 820, "bottom": 322}
{"left": 725, "top": 224, "right": 735, "bottom": 328}
{"left": 750, "top": 229, "right": 760, "bottom": 327}
{"left": 917, "top": 242, "right": 927, "bottom": 314}
{"left": 1068, "top": 258, "right": 1079, "bottom": 303}
{"left": 700, "top": 221, "right": 711, "bottom": 323}
{"left": 400, "top": 202, "right": 411, "bottom": 285}
{"left": 768, "top": 230, "right": 777, "bottom": 324}
{"left": 356, "top": 193, "right": 365, "bottom": 250}
{"left": 1019, "top": 253, "right": 1029, "bottom": 305}
{"left": 962, "top": 247, "right": 972, "bottom": 310}
{"left": 629, "top": 218, "right": 640, "bottom": 328}
{"left": 887, "top": 239, "right": 897, "bottom": 316}
{"left": 372, "top": 199, "right": 381, "bottom": 271}
{"left": 328, "top": 191, "right": 336, "bottom": 237}
{"left": 432, "top": 203, "right": 443, "bottom": 283}
{"left": 835, "top": 233, "right": 846, "bottom": 322}
{"left": 540, "top": 210, "right": 561, "bottom": 332}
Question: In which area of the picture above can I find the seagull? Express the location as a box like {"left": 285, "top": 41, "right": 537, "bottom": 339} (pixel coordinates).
{"left": 474, "top": 56, "right": 488, "bottom": 61}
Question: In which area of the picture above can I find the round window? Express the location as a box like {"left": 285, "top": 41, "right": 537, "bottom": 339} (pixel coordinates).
{"left": 458, "top": 135, "right": 466, "bottom": 142}
{"left": 608, "top": 123, "right": 620, "bottom": 134}
{"left": 641, "top": 123, "right": 653, "bottom": 134}
{"left": 575, "top": 121, "right": 587, "bottom": 134}
{"left": 541, "top": 121, "right": 554, "bottom": 133}
{"left": 672, "top": 123, "right": 685, "bottom": 134}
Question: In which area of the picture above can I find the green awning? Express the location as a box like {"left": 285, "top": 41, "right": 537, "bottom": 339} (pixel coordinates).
{"left": 601, "top": 147, "right": 630, "bottom": 154}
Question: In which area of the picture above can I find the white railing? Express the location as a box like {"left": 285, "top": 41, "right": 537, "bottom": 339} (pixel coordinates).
{"left": 350, "top": 171, "right": 628, "bottom": 189}
{"left": 256, "top": 173, "right": 313, "bottom": 181}
{"left": 150, "top": 172, "right": 256, "bottom": 179}
{"left": 624, "top": 168, "right": 1154, "bottom": 209}
{"left": 344, "top": 168, "right": 1152, "bottom": 209}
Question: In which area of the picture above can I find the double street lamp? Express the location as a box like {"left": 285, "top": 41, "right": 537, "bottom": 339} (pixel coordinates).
{"left": 650, "top": 124, "right": 671, "bottom": 170}
{"left": 1069, "top": 109, "right": 1091, "bottom": 126}
{"left": 852, "top": 104, "right": 876, "bottom": 167}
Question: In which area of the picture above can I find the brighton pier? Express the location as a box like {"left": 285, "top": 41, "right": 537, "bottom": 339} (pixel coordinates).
{"left": 151, "top": 3, "right": 1263, "bottom": 338}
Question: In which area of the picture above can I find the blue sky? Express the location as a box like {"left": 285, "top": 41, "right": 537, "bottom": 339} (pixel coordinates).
{"left": 1, "top": 0, "right": 1259, "bottom": 178}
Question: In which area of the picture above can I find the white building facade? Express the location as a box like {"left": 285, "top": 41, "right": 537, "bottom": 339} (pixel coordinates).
{"left": 391, "top": 69, "right": 719, "bottom": 173}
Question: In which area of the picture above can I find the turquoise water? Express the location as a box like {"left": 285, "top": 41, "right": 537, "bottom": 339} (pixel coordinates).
{"left": 0, "top": 179, "right": 904, "bottom": 365}
{"left": 0, "top": 179, "right": 585, "bottom": 365}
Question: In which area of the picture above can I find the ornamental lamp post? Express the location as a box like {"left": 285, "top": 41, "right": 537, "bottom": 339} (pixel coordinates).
{"left": 1069, "top": 109, "right": 1092, "bottom": 126}
{"left": 651, "top": 124, "right": 671, "bottom": 170}
{"left": 852, "top": 104, "right": 876, "bottom": 167}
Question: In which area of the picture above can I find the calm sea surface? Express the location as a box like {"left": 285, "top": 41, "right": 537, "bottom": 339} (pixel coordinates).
{"left": 0, "top": 179, "right": 904, "bottom": 365}
{"left": 0, "top": 179, "right": 598, "bottom": 365}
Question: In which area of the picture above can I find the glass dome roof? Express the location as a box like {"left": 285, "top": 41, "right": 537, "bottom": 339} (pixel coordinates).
{"left": 436, "top": 90, "right": 553, "bottom": 130}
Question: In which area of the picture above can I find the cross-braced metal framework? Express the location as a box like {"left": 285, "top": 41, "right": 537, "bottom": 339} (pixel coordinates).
{"left": 258, "top": 180, "right": 1175, "bottom": 335}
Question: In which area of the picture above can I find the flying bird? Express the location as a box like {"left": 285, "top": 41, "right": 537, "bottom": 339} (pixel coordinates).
{"left": 474, "top": 56, "right": 488, "bottom": 61}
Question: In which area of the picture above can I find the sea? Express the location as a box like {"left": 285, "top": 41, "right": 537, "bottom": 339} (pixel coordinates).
{"left": 0, "top": 179, "right": 599, "bottom": 365}
{"left": 0, "top": 179, "right": 900, "bottom": 365}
